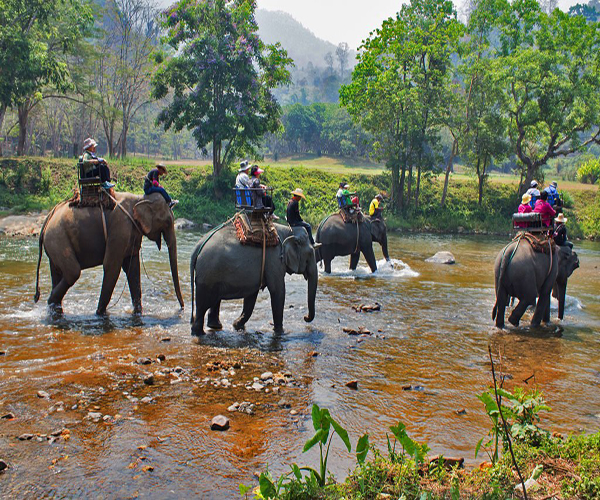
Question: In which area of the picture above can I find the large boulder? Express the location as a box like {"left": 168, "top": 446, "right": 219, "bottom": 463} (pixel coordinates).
{"left": 173, "top": 218, "right": 196, "bottom": 230}
{"left": 425, "top": 251, "right": 455, "bottom": 265}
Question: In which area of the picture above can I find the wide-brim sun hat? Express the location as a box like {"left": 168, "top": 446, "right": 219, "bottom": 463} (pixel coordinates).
{"left": 555, "top": 213, "right": 567, "bottom": 223}
{"left": 156, "top": 163, "right": 167, "bottom": 173}
{"left": 531, "top": 180, "right": 538, "bottom": 187}
{"left": 239, "top": 164, "right": 251, "bottom": 172}
{"left": 291, "top": 188, "right": 306, "bottom": 199}
{"left": 522, "top": 193, "right": 532, "bottom": 204}
{"left": 83, "top": 137, "right": 97, "bottom": 150}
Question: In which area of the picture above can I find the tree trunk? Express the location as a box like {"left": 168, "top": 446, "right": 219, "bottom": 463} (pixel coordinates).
{"left": 398, "top": 157, "right": 406, "bottom": 209}
{"left": 0, "top": 105, "right": 6, "bottom": 157}
{"left": 415, "top": 163, "right": 422, "bottom": 210}
{"left": 390, "top": 157, "right": 399, "bottom": 210}
{"left": 120, "top": 121, "right": 128, "bottom": 158}
{"left": 17, "top": 102, "right": 30, "bottom": 156}
{"left": 407, "top": 164, "right": 413, "bottom": 208}
{"left": 213, "top": 139, "right": 222, "bottom": 177}
{"left": 441, "top": 138, "right": 458, "bottom": 207}
{"left": 477, "top": 157, "right": 484, "bottom": 206}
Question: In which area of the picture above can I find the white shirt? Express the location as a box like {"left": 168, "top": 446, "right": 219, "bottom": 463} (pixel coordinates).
{"left": 235, "top": 172, "right": 250, "bottom": 188}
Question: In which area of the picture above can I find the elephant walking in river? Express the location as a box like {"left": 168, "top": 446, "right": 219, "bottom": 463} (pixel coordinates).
{"left": 492, "top": 239, "right": 579, "bottom": 328}
{"left": 34, "top": 192, "right": 184, "bottom": 314}
{"left": 315, "top": 213, "right": 390, "bottom": 273}
{"left": 190, "top": 223, "right": 317, "bottom": 336}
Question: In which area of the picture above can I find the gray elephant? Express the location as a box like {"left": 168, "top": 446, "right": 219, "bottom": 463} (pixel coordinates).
{"left": 190, "top": 223, "right": 317, "bottom": 336}
{"left": 34, "top": 192, "right": 184, "bottom": 314}
{"left": 492, "top": 240, "right": 579, "bottom": 328}
{"left": 315, "top": 213, "right": 390, "bottom": 273}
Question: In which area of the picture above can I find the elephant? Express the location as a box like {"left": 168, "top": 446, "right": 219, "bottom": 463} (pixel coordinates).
{"left": 492, "top": 239, "right": 579, "bottom": 328}
{"left": 190, "top": 223, "right": 317, "bottom": 336}
{"left": 34, "top": 192, "right": 184, "bottom": 315}
{"left": 315, "top": 213, "right": 390, "bottom": 273}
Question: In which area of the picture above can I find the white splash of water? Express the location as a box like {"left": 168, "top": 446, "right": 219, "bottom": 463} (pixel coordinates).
{"left": 320, "top": 256, "right": 418, "bottom": 279}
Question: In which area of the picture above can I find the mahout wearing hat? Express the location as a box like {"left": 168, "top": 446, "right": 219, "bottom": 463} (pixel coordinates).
{"left": 555, "top": 213, "right": 567, "bottom": 223}
{"left": 291, "top": 188, "right": 306, "bottom": 199}
{"left": 156, "top": 163, "right": 167, "bottom": 174}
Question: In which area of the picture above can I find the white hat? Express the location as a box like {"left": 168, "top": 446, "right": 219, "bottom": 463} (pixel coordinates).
{"left": 530, "top": 180, "right": 538, "bottom": 188}
{"left": 83, "top": 138, "right": 97, "bottom": 151}
{"left": 555, "top": 213, "right": 567, "bottom": 223}
{"left": 291, "top": 188, "right": 306, "bottom": 199}
{"left": 239, "top": 160, "right": 250, "bottom": 172}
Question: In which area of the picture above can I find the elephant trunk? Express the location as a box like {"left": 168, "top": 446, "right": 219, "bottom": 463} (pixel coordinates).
{"left": 556, "top": 281, "right": 567, "bottom": 320}
{"left": 164, "top": 226, "right": 184, "bottom": 309}
{"left": 304, "top": 260, "right": 318, "bottom": 323}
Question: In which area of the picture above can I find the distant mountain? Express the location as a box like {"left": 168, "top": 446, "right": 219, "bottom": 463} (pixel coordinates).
{"left": 256, "top": 9, "right": 355, "bottom": 70}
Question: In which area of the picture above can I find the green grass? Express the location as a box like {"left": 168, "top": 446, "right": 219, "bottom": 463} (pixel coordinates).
{"left": 1, "top": 156, "right": 598, "bottom": 238}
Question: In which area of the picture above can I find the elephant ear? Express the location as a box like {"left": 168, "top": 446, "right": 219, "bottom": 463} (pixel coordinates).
{"left": 283, "top": 235, "right": 301, "bottom": 274}
{"left": 133, "top": 199, "right": 153, "bottom": 235}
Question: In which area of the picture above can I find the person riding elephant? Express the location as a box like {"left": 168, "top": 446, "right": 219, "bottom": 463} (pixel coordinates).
{"left": 315, "top": 212, "right": 390, "bottom": 273}
{"left": 190, "top": 224, "right": 317, "bottom": 336}
{"left": 492, "top": 237, "right": 579, "bottom": 328}
{"left": 34, "top": 192, "right": 184, "bottom": 315}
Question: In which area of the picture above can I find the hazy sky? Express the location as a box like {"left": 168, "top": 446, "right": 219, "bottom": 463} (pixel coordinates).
{"left": 256, "top": 0, "right": 583, "bottom": 48}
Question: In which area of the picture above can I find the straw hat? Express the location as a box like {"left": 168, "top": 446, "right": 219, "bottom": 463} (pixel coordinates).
{"left": 555, "top": 213, "right": 567, "bottom": 223}
{"left": 83, "top": 137, "right": 97, "bottom": 151}
{"left": 156, "top": 163, "right": 167, "bottom": 173}
{"left": 521, "top": 193, "right": 532, "bottom": 204}
{"left": 291, "top": 188, "right": 306, "bottom": 200}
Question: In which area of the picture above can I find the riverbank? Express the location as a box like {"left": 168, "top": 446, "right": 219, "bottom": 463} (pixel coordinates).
{"left": 0, "top": 157, "right": 598, "bottom": 238}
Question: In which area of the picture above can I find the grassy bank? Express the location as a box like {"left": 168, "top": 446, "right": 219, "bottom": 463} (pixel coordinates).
{"left": 0, "top": 157, "right": 598, "bottom": 238}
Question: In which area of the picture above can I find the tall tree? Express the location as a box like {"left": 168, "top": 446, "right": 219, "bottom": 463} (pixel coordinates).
{"left": 335, "top": 42, "right": 350, "bottom": 79}
{"left": 93, "top": 0, "right": 158, "bottom": 158}
{"left": 152, "top": 0, "right": 292, "bottom": 177}
{"left": 493, "top": 0, "right": 600, "bottom": 194}
{"left": 340, "top": 0, "right": 462, "bottom": 209}
{"left": 0, "top": 0, "right": 92, "bottom": 155}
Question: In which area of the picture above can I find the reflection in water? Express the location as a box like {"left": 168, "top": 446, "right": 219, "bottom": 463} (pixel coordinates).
{"left": 0, "top": 231, "right": 599, "bottom": 496}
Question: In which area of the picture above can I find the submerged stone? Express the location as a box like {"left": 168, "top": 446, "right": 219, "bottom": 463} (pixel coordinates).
{"left": 210, "top": 415, "right": 230, "bottom": 431}
{"left": 425, "top": 251, "right": 455, "bottom": 265}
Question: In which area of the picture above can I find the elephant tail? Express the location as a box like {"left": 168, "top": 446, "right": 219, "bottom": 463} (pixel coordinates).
{"left": 492, "top": 303, "right": 497, "bottom": 320}
{"left": 34, "top": 205, "right": 60, "bottom": 303}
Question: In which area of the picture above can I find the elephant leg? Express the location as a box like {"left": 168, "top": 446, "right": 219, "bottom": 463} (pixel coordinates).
{"left": 207, "top": 301, "right": 223, "bottom": 330}
{"left": 349, "top": 252, "right": 360, "bottom": 270}
{"left": 269, "top": 282, "right": 285, "bottom": 334}
{"left": 233, "top": 292, "right": 259, "bottom": 331}
{"left": 96, "top": 262, "right": 122, "bottom": 315}
{"left": 532, "top": 293, "right": 551, "bottom": 327}
{"left": 191, "top": 291, "right": 210, "bottom": 337}
{"left": 48, "top": 256, "right": 80, "bottom": 309}
{"left": 494, "top": 289, "right": 508, "bottom": 328}
{"left": 122, "top": 254, "right": 142, "bottom": 315}
{"left": 363, "top": 246, "right": 378, "bottom": 273}
{"left": 508, "top": 298, "right": 532, "bottom": 326}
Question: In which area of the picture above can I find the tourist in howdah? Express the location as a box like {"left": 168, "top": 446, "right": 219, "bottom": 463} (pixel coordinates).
{"left": 249, "top": 165, "right": 275, "bottom": 214}
{"left": 144, "top": 163, "right": 178, "bottom": 208}
{"left": 544, "top": 181, "right": 561, "bottom": 209}
{"left": 286, "top": 188, "right": 317, "bottom": 246}
{"left": 516, "top": 193, "right": 533, "bottom": 228}
{"left": 533, "top": 190, "right": 556, "bottom": 227}
{"left": 81, "top": 138, "right": 114, "bottom": 189}
{"left": 336, "top": 182, "right": 355, "bottom": 211}
{"left": 526, "top": 180, "right": 541, "bottom": 208}
{"left": 369, "top": 193, "right": 384, "bottom": 220}
{"left": 235, "top": 160, "right": 251, "bottom": 188}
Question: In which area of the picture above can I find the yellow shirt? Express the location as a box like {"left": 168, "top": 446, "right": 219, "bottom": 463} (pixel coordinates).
{"left": 369, "top": 198, "right": 380, "bottom": 216}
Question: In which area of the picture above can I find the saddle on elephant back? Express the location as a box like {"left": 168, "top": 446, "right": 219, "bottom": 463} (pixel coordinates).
{"left": 338, "top": 208, "right": 364, "bottom": 224}
{"left": 515, "top": 231, "right": 556, "bottom": 254}
{"left": 233, "top": 212, "right": 279, "bottom": 247}
{"left": 69, "top": 163, "right": 115, "bottom": 210}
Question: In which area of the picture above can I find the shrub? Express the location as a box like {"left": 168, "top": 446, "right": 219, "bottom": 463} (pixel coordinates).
{"left": 577, "top": 158, "right": 600, "bottom": 184}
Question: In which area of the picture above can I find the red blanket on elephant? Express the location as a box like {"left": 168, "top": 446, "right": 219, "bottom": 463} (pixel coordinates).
{"left": 234, "top": 212, "right": 279, "bottom": 247}
{"left": 338, "top": 208, "right": 364, "bottom": 224}
{"left": 517, "top": 232, "right": 556, "bottom": 255}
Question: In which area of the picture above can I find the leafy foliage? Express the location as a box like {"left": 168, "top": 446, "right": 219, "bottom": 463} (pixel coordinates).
{"left": 152, "top": 0, "right": 293, "bottom": 177}
{"left": 577, "top": 158, "right": 600, "bottom": 184}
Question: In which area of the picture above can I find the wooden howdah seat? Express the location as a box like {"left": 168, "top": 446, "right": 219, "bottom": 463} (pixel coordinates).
{"left": 69, "top": 158, "right": 114, "bottom": 209}
{"left": 233, "top": 187, "right": 274, "bottom": 214}
{"left": 512, "top": 212, "right": 548, "bottom": 234}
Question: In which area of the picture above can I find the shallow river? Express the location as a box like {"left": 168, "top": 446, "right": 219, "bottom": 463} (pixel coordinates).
{"left": 0, "top": 230, "right": 599, "bottom": 498}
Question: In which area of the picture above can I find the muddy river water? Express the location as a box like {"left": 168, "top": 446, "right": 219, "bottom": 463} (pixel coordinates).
{"left": 0, "top": 230, "right": 599, "bottom": 498}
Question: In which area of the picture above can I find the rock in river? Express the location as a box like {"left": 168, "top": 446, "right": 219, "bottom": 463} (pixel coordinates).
{"left": 0, "top": 459, "right": 8, "bottom": 471}
{"left": 211, "top": 415, "right": 230, "bottom": 431}
{"left": 425, "top": 251, "right": 455, "bottom": 265}
{"left": 174, "top": 218, "right": 196, "bottom": 230}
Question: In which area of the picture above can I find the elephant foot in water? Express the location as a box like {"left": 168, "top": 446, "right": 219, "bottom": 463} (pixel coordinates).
{"left": 232, "top": 317, "right": 247, "bottom": 331}
{"left": 206, "top": 319, "right": 223, "bottom": 330}
{"left": 507, "top": 314, "right": 520, "bottom": 327}
{"left": 191, "top": 324, "right": 206, "bottom": 338}
{"left": 48, "top": 303, "right": 64, "bottom": 319}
